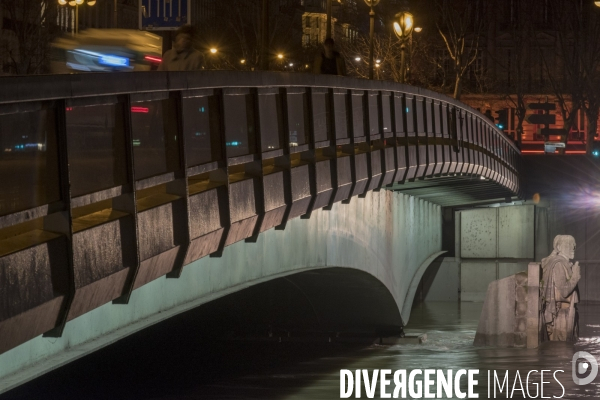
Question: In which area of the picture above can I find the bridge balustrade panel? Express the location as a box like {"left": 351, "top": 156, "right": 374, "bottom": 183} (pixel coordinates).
{"left": 379, "top": 91, "right": 396, "bottom": 187}
{"left": 439, "top": 101, "right": 452, "bottom": 175}
{"left": 0, "top": 72, "right": 521, "bottom": 355}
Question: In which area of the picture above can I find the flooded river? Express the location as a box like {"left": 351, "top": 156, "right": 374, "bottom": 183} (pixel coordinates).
{"left": 2, "top": 302, "right": 600, "bottom": 399}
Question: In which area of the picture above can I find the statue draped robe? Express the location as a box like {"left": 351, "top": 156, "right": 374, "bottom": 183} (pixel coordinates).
{"left": 541, "top": 255, "right": 579, "bottom": 341}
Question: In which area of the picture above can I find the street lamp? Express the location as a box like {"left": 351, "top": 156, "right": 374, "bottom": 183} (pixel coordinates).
{"left": 364, "top": 0, "right": 380, "bottom": 80}
{"left": 393, "top": 11, "right": 414, "bottom": 84}
{"left": 58, "top": 0, "right": 95, "bottom": 35}
{"left": 210, "top": 48, "right": 218, "bottom": 54}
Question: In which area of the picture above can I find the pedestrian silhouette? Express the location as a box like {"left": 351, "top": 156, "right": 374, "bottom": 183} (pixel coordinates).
{"left": 313, "top": 38, "right": 346, "bottom": 76}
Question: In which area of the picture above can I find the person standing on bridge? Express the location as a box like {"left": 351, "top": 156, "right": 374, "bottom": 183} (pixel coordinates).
{"left": 313, "top": 38, "right": 346, "bottom": 76}
{"left": 158, "top": 25, "right": 204, "bottom": 71}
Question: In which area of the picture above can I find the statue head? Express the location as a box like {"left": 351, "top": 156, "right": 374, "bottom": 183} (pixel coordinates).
{"left": 553, "top": 235, "right": 576, "bottom": 260}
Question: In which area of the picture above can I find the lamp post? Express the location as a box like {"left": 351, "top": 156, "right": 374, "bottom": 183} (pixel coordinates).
{"left": 58, "top": 0, "right": 96, "bottom": 35}
{"left": 364, "top": 0, "right": 380, "bottom": 80}
{"left": 393, "top": 11, "right": 414, "bottom": 84}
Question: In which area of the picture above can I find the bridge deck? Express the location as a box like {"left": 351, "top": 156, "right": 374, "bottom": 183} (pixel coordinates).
{"left": 0, "top": 71, "right": 521, "bottom": 356}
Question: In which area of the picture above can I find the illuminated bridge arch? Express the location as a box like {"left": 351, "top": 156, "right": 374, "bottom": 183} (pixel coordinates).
{"left": 0, "top": 71, "right": 520, "bottom": 392}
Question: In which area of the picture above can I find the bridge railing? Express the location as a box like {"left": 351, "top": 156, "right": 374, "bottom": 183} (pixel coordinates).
{"left": 0, "top": 71, "right": 521, "bottom": 354}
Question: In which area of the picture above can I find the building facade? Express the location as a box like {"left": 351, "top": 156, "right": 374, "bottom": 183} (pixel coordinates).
{"left": 301, "top": 0, "right": 359, "bottom": 47}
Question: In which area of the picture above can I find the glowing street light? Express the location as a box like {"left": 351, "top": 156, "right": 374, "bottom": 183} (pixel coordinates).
{"left": 58, "top": 0, "right": 95, "bottom": 35}
{"left": 414, "top": 27, "right": 422, "bottom": 33}
{"left": 393, "top": 11, "right": 414, "bottom": 39}
{"left": 210, "top": 48, "right": 218, "bottom": 54}
{"left": 240, "top": 59, "right": 246, "bottom": 64}
{"left": 277, "top": 53, "right": 284, "bottom": 59}
{"left": 393, "top": 11, "right": 415, "bottom": 84}
{"left": 355, "top": 57, "right": 361, "bottom": 61}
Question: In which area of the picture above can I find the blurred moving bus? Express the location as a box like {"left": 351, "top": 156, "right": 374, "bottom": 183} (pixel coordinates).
{"left": 50, "top": 29, "right": 162, "bottom": 73}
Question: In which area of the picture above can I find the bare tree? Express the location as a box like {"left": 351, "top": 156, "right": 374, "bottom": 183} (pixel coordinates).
{"left": 434, "top": 0, "right": 484, "bottom": 100}
{"left": 568, "top": 1, "right": 600, "bottom": 154}
{"left": 339, "top": 31, "right": 437, "bottom": 88}
{"left": 0, "top": 0, "right": 59, "bottom": 75}
{"left": 538, "top": 0, "right": 600, "bottom": 154}
{"left": 196, "top": 0, "right": 302, "bottom": 71}
{"left": 341, "top": 33, "right": 403, "bottom": 82}
{"left": 492, "top": 1, "right": 537, "bottom": 147}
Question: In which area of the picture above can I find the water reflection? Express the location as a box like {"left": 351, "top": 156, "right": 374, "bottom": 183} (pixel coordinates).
{"left": 3, "top": 302, "right": 599, "bottom": 399}
{"left": 193, "top": 302, "right": 600, "bottom": 400}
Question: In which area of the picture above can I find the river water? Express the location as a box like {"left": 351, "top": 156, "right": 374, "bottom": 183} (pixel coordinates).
{"left": 3, "top": 302, "right": 600, "bottom": 399}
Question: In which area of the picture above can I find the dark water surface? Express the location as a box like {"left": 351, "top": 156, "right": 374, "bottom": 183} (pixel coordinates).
{"left": 3, "top": 302, "right": 600, "bottom": 400}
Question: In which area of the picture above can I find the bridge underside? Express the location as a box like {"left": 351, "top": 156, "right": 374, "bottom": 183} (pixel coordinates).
{"left": 184, "top": 267, "right": 404, "bottom": 339}
{"left": 391, "top": 175, "right": 519, "bottom": 207}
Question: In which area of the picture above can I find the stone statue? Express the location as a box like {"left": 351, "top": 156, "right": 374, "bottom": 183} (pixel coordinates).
{"left": 540, "top": 235, "right": 580, "bottom": 342}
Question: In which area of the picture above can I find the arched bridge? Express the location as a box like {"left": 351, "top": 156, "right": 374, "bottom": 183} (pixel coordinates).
{"left": 0, "top": 71, "right": 521, "bottom": 392}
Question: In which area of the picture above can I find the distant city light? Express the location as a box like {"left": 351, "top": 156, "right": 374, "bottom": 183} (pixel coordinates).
{"left": 240, "top": 59, "right": 246, "bottom": 64}
{"left": 355, "top": 57, "right": 361, "bottom": 61}
{"left": 593, "top": 150, "right": 600, "bottom": 157}
{"left": 131, "top": 106, "right": 149, "bottom": 113}
{"left": 289, "top": 63, "right": 294, "bottom": 66}
{"left": 277, "top": 54, "right": 284, "bottom": 59}
{"left": 376, "top": 59, "right": 381, "bottom": 63}
{"left": 414, "top": 27, "right": 423, "bottom": 33}
{"left": 210, "top": 48, "right": 217, "bottom": 54}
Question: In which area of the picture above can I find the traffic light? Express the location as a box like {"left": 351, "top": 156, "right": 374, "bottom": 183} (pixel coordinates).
{"left": 495, "top": 109, "right": 508, "bottom": 132}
